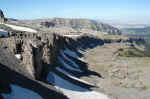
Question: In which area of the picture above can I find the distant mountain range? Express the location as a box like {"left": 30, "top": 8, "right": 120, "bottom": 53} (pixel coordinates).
{"left": 122, "top": 26, "right": 150, "bottom": 34}
{"left": 98, "top": 18, "right": 150, "bottom": 29}
{"left": 13, "top": 18, "right": 121, "bottom": 35}
{"left": 1, "top": 9, "right": 123, "bottom": 35}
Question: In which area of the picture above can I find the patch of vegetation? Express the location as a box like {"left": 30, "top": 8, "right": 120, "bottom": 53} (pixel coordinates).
{"left": 120, "top": 83, "right": 129, "bottom": 88}
{"left": 103, "top": 34, "right": 128, "bottom": 40}
{"left": 140, "top": 86, "right": 149, "bottom": 91}
{"left": 118, "top": 47, "right": 150, "bottom": 57}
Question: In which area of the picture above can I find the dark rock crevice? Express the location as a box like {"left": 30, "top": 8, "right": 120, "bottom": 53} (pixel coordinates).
{"left": 0, "top": 62, "right": 68, "bottom": 99}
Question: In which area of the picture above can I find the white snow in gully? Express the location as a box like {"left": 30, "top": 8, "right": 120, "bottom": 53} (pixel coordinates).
{"left": 2, "top": 85, "right": 43, "bottom": 99}
{"left": 4, "top": 24, "right": 37, "bottom": 33}
{"left": 47, "top": 72, "right": 109, "bottom": 99}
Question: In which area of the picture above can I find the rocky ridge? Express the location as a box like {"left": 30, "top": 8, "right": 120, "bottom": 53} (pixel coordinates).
{"left": 8, "top": 18, "right": 122, "bottom": 35}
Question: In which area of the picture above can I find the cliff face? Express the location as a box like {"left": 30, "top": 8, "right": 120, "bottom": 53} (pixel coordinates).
{"left": 0, "top": 31, "right": 143, "bottom": 80}
{"left": 20, "top": 33, "right": 66, "bottom": 80}
{"left": 0, "top": 48, "right": 69, "bottom": 99}
{"left": 0, "top": 28, "right": 147, "bottom": 99}
{"left": 0, "top": 31, "right": 95, "bottom": 98}
{"left": 0, "top": 32, "right": 71, "bottom": 99}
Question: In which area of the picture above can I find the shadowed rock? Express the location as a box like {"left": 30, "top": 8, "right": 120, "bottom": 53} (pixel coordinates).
{"left": 0, "top": 48, "right": 68, "bottom": 99}
{"left": 0, "top": 9, "right": 6, "bottom": 22}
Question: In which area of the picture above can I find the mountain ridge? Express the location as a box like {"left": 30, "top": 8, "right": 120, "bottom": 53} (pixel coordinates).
{"left": 15, "top": 17, "right": 121, "bottom": 35}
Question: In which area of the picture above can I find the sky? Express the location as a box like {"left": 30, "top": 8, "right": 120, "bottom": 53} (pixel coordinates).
{"left": 0, "top": 0, "right": 150, "bottom": 23}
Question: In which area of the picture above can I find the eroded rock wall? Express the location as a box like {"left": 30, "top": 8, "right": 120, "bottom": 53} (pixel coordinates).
{"left": 0, "top": 31, "right": 144, "bottom": 81}
{"left": 3, "top": 32, "right": 67, "bottom": 80}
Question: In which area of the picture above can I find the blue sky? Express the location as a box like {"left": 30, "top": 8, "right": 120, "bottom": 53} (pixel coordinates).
{"left": 0, "top": 0, "right": 150, "bottom": 22}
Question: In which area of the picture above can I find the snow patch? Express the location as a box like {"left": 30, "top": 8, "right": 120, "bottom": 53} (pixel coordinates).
{"left": 64, "top": 47, "right": 79, "bottom": 59}
{"left": 47, "top": 72, "right": 109, "bottom": 99}
{"left": 63, "top": 35, "right": 81, "bottom": 37}
{"left": 58, "top": 56, "right": 82, "bottom": 72}
{"left": 56, "top": 67, "right": 95, "bottom": 86}
{"left": 4, "top": 24, "right": 37, "bottom": 33}
{"left": 2, "top": 85, "right": 43, "bottom": 99}
{"left": 15, "top": 54, "right": 21, "bottom": 59}
{"left": 61, "top": 51, "right": 79, "bottom": 68}
{"left": 0, "top": 29, "right": 8, "bottom": 37}
{"left": 0, "top": 29, "right": 6, "bottom": 32}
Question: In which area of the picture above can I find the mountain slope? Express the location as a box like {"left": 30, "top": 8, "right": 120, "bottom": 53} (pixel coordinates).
{"left": 8, "top": 18, "right": 122, "bottom": 35}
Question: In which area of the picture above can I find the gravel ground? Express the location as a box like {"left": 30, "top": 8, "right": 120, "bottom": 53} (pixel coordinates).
{"left": 80, "top": 43, "right": 150, "bottom": 99}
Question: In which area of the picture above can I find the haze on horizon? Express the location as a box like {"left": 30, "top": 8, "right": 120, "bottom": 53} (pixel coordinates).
{"left": 1, "top": 0, "right": 150, "bottom": 24}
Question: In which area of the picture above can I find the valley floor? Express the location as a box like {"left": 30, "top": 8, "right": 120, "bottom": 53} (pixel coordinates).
{"left": 80, "top": 42, "right": 150, "bottom": 99}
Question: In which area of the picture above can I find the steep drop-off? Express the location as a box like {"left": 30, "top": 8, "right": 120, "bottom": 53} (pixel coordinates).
{"left": 0, "top": 30, "right": 112, "bottom": 99}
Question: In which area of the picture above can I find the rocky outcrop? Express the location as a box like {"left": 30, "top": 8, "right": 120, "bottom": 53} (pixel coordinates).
{"left": 0, "top": 48, "right": 69, "bottom": 99}
{"left": 0, "top": 9, "right": 6, "bottom": 22}
{"left": 0, "top": 32, "right": 98, "bottom": 98}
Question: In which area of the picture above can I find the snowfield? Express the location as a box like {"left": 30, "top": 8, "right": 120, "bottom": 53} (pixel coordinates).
{"left": 4, "top": 24, "right": 37, "bottom": 33}
{"left": 2, "top": 85, "right": 43, "bottom": 99}
{"left": 47, "top": 72, "right": 109, "bottom": 99}
{"left": 0, "top": 29, "right": 8, "bottom": 37}
{"left": 15, "top": 54, "right": 21, "bottom": 59}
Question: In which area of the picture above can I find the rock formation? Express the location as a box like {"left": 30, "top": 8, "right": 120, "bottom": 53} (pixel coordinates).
{"left": 0, "top": 47, "right": 69, "bottom": 99}
{"left": 0, "top": 9, "right": 5, "bottom": 22}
